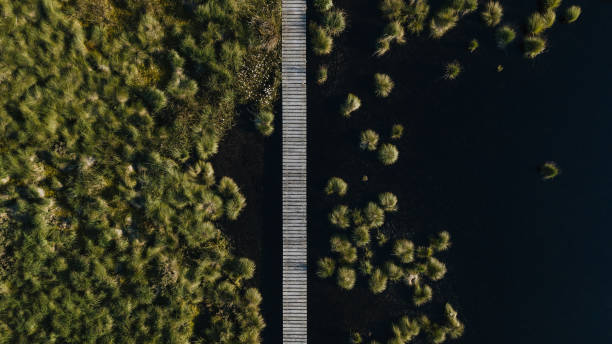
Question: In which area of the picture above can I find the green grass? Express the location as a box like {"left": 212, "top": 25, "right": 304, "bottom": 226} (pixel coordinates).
{"left": 374, "top": 73, "right": 395, "bottom": 98}
{"left": 481, "top": 1, "right": 503, "bottom": 27}
{"left": 565, "top": 5, "right": 581, "bottom": 23}
{"left": 378, "top": 143, "right": 399, "bottom": 165}
{"left": 496, "top": 25, "right": 516, "bottom": 48}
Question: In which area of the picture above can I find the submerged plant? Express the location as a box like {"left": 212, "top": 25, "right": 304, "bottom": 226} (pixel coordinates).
{"left": 496, "top": 25, "right": 516, "bottom": 48}
{"left": 391, "top": 124, "right": 404, "bottom": 139}
{"left": 317, "top": 257, "right": 336, "bottom": 278}
{"left": 564, "top": 5, "right": 581, "bottom": 23}
{"left": 378, "top": 143, "right": 399, "bottom": 165}
{"left": 481, "top": 1, "right": 503, "bottom": 27}
{"left": 337, "top": 266, "right": 357, "bottom": 290}
{"left": 360, "top": 129, "right": 380, "bottom": 151}
{"left": 323, "top": 9, "right": 347, "bottom": 36}
{"left": 310, "top": 23, "right": 333, "bottom": 55}
{"left": 340, "top": 93, "right": 361, "bottom": 117}
{"left": 325, "top": 177, "right": 348, "bottom": 196}
{"left": 539, "top": 161, "right": 561, "bottom": 180}
{"left": 374, "top": 73, "right": 395, "bottom": 98}
{"left": 316, "top": 65, "right": 328, "bottom": 84}
{"left": 378, "top": 192, "right": 398, "bottom": 212}
{"left": 443, "top": 61, "right": 462, "bottom": 80}
{"left": 523, "top": 36, "right": 547, "bottom": 58}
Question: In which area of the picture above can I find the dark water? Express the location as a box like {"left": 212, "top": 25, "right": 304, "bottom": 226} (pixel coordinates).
{"left": 308, "top": 0, "right": 612, "bottom": 343}
{"left": 213, "top": 113, "right": 282, "bottom": 342}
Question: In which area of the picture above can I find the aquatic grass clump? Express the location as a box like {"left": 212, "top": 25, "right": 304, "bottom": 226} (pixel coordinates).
{"left": 369, "top": 268, "right": 388, "bottom": 294}
{"left": 413, "top": 283, "right": 433, "bottom": 306}
{"left": 378, "top": 192, "right": 398, "bottom": 212}
{"left": 364, "top": 202, "right": 385, "bottom": 228}
{"left": 360, "top": 129, "right": 380, "bottom": 151}
{"left": 353, "top": 226, "right": 371, "bottom": 247}
{"left": 564, "top": 5, "right": 581, "bottom": 23}
{"left": 496, "top": 25, "right": 516, "bottom": 48}
{"left": 540, "top": 161, "right": 561, "bottom": 180}
{"left": 443, "top": 61, "right": 462, "bottom": 80}
{"left": 340, "top": 93, "right": 361, "bottom": 117}
{"left": 323, "top": 9, "right": 347, "bottom": 36}
{"left": 329, "top": 204, "right": 351, "bottom": 228}
{"left": 254, "top": 110, "right": 275, "bottom": 136}
{"left": 317, "top": 257, "right": 336, "bottom": 278}
{"left": 337, "top": 266, "right": 356, "bottom": 290}
{"left": 391, "top": 124, "right": 404, "bottom": 139}
{"left": 468, "top": 39, "right": 479, "bottom": 52}
{"left": 425, "top": 257, "right": 447, "bottom": 281}
{"left": 310, "top": 23, "right": 333, "bottom": 55}
{"left": 481, "top": 1, "right": 503, "bottom": 27}
{"left": 393, "top": 239, "right": 415, "bottom": 263}
{"left": 316, "top": 65, "right": 328, "bottom": 84}
{"left": 378, "top": 143, "right": 399, "bottom": 165}
{"left": 325, "top": 177, "right": 348, "bottom": 196}
{"left": 523, "top": 36, "right": 547, "bottom": 58}
{"left": 314, "top": 0, "right": 333, "bottom": 12}
{"left": 374, "top": 73, "right": 394, "bottom": 98}
{"left": 430, "top": 231, "right": 451, "bottom": 252}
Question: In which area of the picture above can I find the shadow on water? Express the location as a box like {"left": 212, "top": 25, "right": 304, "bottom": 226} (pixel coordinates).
{"left": 308, "top": 0, "right": 612, "bottom": 343}
{"left": 213, "top": 109, "right": 282, "bottom": 342}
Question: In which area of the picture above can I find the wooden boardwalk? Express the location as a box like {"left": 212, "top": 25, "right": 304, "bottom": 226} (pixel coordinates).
{"left": 281, "top": 0, "right": 307, "bottom": 342}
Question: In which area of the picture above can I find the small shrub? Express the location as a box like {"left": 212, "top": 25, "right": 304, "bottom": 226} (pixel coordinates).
{"left": 369, "top": 268, "right": 388, "bottom": 294}
{"left": 564, "top": 5, "right": 581, "bottom": 23}
{"left": 340, "top": 93, "right": 361, "bottom": 117}
{"left": 391, "top": 124, "right": 404, "bottom": 139}
{"left": 316, "top": 65, "right": 328, "bottom": 84}
{"left": 496, "top": 25, "right": 516, "bottom": 48}
{"left": 254, "top": 110, "right": 275, "bottom": 136}
{"left": 337, "top": 267, "right": 356, "bottom": 290}
{"left": 468, "top": 38, "right": 479, "bottom": 52}
{"left": 310, "top": 23, "right": 333, "bottom": 55}
{"left": 413, "top": 283, "right": 433, "bottom": 306}
{"left": 443, "top": 61, "right": 462, "bottom": 80}
{"left": 329, "top": 205, "right": 351, "bottom": 229}
{"left": 316, "top": 257, "right": 336, "bottom": 278}
{"left": 364, "top": 202, "right": 385, "bottom": 228}
{"left": 393, "top": 239, "right": 414, "bottom": 264}
{"left": 378, "top": 143, "right": 398, "bottom": 165}
{"left": 481, "top": 1, "right": 503, "bottom": 27}
{"left": 374, "top": 73, "right": 394, "bottom": 98}
{"left": 325, "top": 177, "right": 348, "bottom": 196}
{"left": 360, "top": 129, "right": 380, "bottom": 151}
{"left": 314, "top": 0, "right": 333, "bottom": 12}
{"left": 323, "top": 9, "right": 346, "bottom": 36}
{"left": 378, "top": 192, "right": 398, "bottom": 212}
{"left": 523, "top": 36, "right": 547, "bottom": 58}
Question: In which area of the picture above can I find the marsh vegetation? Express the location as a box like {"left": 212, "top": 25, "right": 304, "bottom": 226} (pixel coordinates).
{"left": 0, "top": 0, "right": 280, "bottom": 342}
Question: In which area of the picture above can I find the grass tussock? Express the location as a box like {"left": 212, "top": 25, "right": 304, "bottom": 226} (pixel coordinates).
{"left": 360, "top": 129, "right": 380, "bottom": 151}
{"left": 391, "top": 124, "right": 404, "bottom": 139}
{"left": 374, "top": 73, "right": 395, "bottom": 98}
{"left": 496, "top": 25, "right": 516, "bottom": 48}
{"left": 378, "top": 143, "right": 399, "bottom": 165}
{"left": 316, "top": 65, "right": 328, "bottom": 84}
{"left": 482, "top": 1, "right": 503, "bottom": 27}
{"left": 340, "top": 93, "right": 362, "bottom": 117}
{"left": 444, "top": 61, "right": 462, "bottom": 80}
{"left": 523, "top": 36, "right": 547, "bottom": 58}
{"left": 564, "top": 5, "right": 581, "bottom": 23}
{"left": 325, "top": 177, "right": 348, "bottom": 196}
